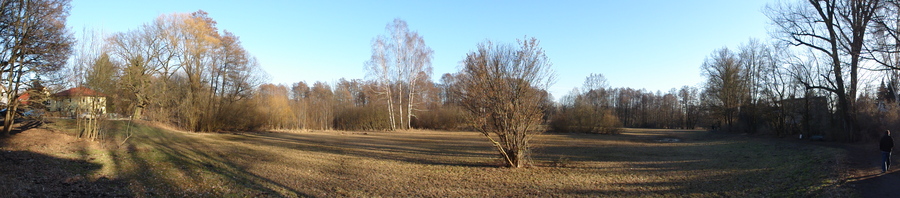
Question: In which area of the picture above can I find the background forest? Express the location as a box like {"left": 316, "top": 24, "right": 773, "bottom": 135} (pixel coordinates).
{"left": 5, "top": 0, "right": 900, "bottom": 144}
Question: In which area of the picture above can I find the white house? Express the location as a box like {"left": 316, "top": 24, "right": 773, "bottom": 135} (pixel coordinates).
{"left": 48, "top": 87, "right": 107, "bottom": 117}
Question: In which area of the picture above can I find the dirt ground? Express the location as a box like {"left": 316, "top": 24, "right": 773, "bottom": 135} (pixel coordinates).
{"left": 0, "top": 121, "right": 860, "bottom": 197}
{"left": 0, "top": 126, "right": 129, "bottom": 197}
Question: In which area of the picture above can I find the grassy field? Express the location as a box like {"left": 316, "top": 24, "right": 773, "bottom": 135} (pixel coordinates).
{"left": 0, "top": 120, "right": 850, "bottom": 197}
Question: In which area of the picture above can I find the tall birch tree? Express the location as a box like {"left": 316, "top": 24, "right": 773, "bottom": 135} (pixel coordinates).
{"left": 364, "top": 18, "right": 433, "bottom": 130}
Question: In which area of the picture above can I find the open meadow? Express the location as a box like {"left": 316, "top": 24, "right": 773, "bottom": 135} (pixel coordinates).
{"left": 0, "top": 120, "right": 850, "bottom": 197}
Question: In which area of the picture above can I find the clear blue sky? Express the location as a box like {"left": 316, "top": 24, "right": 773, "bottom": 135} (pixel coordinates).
{"left": 67, "top": 0, "right": 773, "bottom": 98}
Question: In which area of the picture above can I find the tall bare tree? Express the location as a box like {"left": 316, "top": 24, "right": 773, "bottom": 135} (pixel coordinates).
{"left": 767, "top": 0, "right": 881, "bottom": 141}
{"left": 0, "top": 0, "right": 74, "bottom": 135}
{"left": 104, "top": 10, "right": 263, "bottom": 131}
{"left": 678, "top": 86, "right": 701, "bottom": 129}
{"left": 107, "top": 14, "right": 173, "bottom": 120}
{"left": 309, "top": 81, "right": 333, "bottom": 130}
{"left": 365, "top": 18, "right": 433, "bottom": 130}
{"left": 455, "top": 37, "right": 555, "bottom": 168}
{"left": 701, "top": 47, "right": 748, "bottom": 130}
{"left": 365, "top": 37, "right": 395, "bottom": 130}
{"left": 290, "top": 81, "right": 310, "bottom": 129}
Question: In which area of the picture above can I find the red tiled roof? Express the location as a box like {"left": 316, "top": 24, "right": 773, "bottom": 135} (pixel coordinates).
{"left": 17, "top": 92, "right": 29, "bottom": 105}
{"left": 54, "top": 87, "right": 106, "bottom": 97}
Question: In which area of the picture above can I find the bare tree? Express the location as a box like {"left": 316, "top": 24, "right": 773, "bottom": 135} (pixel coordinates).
{"left": 678, "top": 86, "right": 700, "bottom": 129}
{"left": 291, "top": 81, "right": 310, "bottom": 129}
{"left": 309, "top": 81, "right": 333, "bottom": 130}
{"left": 870, "top": 0, "right": 900, "bottom": 70}
{"left": 701, "top": 47, "right": 748, "bottom": 130}
{"left": 0, "top": 0, "right": 74, "bottom": 135}
{"left": 107, "top": 15, "right": 171, "bottom": 120}
{"left": 455, "top": 37, "right": 555, "bottom": 168}
{"left": 365, "top": 37, "right": 395, "bottom": 130}
{"left": 767, "top": 0, "right": 881, "bottom": 141}
{"left": 365, "top": 18, "right": 433, "bottom": 130}
{"left": 104, "top": 10, "right": 263, "bottom": 132}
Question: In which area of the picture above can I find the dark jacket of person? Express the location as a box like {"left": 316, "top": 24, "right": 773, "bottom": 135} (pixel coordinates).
{"left": 881, "top": 134, "right": 894, "bottom": 152}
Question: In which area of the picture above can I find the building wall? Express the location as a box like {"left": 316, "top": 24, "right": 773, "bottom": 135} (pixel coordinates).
{"left": 48, "top": 96, "right": 107, "bottom": 117}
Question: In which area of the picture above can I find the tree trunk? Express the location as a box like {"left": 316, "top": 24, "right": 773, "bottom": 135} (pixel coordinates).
{"left": 407, "top": 83, "right": 414, "bottom": 130}
{"left": 386, "top": 85, "right": 395, "bottom": 130}
{"left": 398, "top": 82, "right": 404, "bottom": 130}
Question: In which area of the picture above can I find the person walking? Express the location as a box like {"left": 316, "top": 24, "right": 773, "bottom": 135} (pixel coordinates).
{"left": 881, "top": 130, "right": 894, "bottom": 173}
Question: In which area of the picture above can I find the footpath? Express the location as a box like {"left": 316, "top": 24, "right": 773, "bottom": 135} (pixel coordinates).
{"left": 846, "top": 143, "right": 900, "bottom": 198}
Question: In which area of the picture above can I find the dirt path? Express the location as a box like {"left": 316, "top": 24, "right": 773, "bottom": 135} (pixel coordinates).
{"left": 846, "top": 143, "right": 900, "bottom": 198}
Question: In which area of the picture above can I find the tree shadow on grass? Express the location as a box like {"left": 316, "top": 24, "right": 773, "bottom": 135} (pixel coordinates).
{"left": 1, "top": 120, "right": 45, "bottom": 136}
{"left": 227, "top": 131, "right": 501, "bottom": 168}
{"left": 843, "top": 143, "right": 900, "bottom": 198}
{"left": 561, "top": 169, "right": 809, "bottom": 197}
{"left": 0, "top": 150, "right": 130, "bottom": 197}
{"left": 111, "top": 122, "right": 311, "bottom": 197}
{"left": 534, "top": 131, "right": 847, "bottom": 196}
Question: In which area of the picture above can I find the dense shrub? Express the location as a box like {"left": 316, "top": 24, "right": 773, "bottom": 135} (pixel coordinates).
{"left": 550, "top": 105, "right": 621, "bottom": 134}
{"left": 333, "top": 105, "right": 391, "bottom": 131}
{"left": 411, "top": 106, "right": 466, "bottom": 130}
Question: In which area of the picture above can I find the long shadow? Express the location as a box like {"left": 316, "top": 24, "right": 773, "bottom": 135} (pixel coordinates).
{"left": 538, "top": 130, "right": 825, "bottom": 163}
{"left": 111, "top": 121, "right": 311, "bottom": 197}
{"left": 844, "top": 143, "right": 900, "bottom": 198}
{"left": 0, "top": 150, "right": 130, "bottom": 197}
{"left": 227, "top": 130, "right": 734, "bottom": 169}
{"left": 2, "top": 120, "right": 44, "bottom": 136}
{"left": 563, "top": 168, "right": 827, "bottom": 197}
{"left": 228, "top": 131, "right": 500, "bottom": 167}
{"left": 90, "top": 123, "right": 846, "bottom": 196}
{"left": 532, "top": 130, "right": 846, "bottom": 196}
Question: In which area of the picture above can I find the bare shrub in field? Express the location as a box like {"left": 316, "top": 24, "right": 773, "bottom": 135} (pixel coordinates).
{"left": 454, "top": 37, "right": 555, "bottom": 168}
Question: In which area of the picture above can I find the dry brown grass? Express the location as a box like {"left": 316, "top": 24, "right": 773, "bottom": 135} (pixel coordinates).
{"left": 2, "top": 121, "right": 850, "bottom": 197}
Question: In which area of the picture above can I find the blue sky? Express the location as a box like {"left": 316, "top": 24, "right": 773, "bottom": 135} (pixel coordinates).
{"left": 67, "top": 0, "right": 773, "bottom": 98}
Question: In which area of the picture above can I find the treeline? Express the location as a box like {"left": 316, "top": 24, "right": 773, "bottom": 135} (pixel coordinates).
{"left": 51, "top": 1, "right": 900, "bottom": 143}
{"left": 691, "top": 0, "right": 900, "bottom": 142}
{"left": 69, "top": 10, "right": 266, "bottom": 132}
{"left": 58, "top": 13, "right": 718, "bottom": 134}
{"left": 0, "top": 0, "right": 74, "bottom": 135}
{"left": 258, "top": 76, "right": 464, "bottom": 130}
{"left": 552, "top": 79, "right": 704, "bottom": 133}
{"left": 255, "top": 78, "right": 465, "bottom": 131}
{"left": 254, "top": 72, "right": 709, "bottom": 134}
{"left": 65, "top": 13, "right": 473, "bottom": 133}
